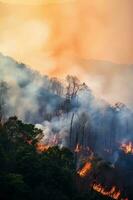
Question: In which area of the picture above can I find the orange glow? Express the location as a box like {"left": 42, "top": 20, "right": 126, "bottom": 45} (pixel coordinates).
{"left": 0, "top": 1, "right": 133, "bottom": 105}
{"left": 36, "top": 143, "right": 50, "bottom": 152}
{"left": 1, "top": 0, "right": 73, "bottom": 4}
{"left": 121, "top": 142, "right": 133, "bottom": 154}
{"left": 92, "top": 184, "right": 121, "bottom": 200}
{"left": 77, "top": 162, "right": 92, "bottom": 177}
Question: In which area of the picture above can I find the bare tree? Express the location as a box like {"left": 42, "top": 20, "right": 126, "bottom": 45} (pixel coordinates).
{"left": 66, "top": 75, "right": 88, "bottom": 100}
{"left": 69, "top": 112, "right": 75, "bottom": 149}
{"left": 65, "top": 76, "right": 89, "bottom": 148}
{"left": 50, "top": 77, "right": 63, "bottom": 96}
{"left": 64, "top": 76, "right": 88, "bottom": 113}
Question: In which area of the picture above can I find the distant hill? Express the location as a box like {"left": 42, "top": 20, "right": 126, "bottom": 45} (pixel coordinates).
{"left": 0, "top": 53, "right": 64, "bottom": 123}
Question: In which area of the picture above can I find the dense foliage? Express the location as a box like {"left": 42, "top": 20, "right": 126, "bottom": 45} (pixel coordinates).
{"left": 0, "top": 117, "right": 112, "bottom": 200}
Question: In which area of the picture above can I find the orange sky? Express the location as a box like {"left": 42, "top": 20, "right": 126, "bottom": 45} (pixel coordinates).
{"left": 0, "top": 0, "right": 133, "bottom": 105}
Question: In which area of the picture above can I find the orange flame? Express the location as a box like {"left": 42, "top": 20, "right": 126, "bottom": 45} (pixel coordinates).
{"left": 35, "top": 135, "right": 59, "bottom": 153}
{"left": 121, "top": 142, "right": 133, "bottom": 154}
{"left": 77, "top": 162, "right": 92, "bottom": 177}
{"left": 36, "top": 143, "right": 50, "bottom": 153}
{"left": 92, "top": 184, "right": 121, "bottom": 200}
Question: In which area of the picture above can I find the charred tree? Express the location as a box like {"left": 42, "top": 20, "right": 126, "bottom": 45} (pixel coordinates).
{"left": 69, "top": 112, "right": 75, "bottom": 149}
{"left": 0, "top": 81, "right": 8, "bottom": 123}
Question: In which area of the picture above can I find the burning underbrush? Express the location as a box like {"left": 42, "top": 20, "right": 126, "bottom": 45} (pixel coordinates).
{"left": 76, "top": 152, "right": 129, "bottom": 200}
{"left": 77, "top": 162, "right": 92, "bottom": 177}
{"left": 36, "top": 143, "right": 50, "bottom": 152}
{"left": 120, "top": 142, "right": 133, "bottom": 154}
{"left": 34, "top": 136, "right": 133, "bottom": 200}
{"left": 73, "top": 142, "right": 133, "bottom": 200}
{"left": 92, "top": 184, "right": 129, "bottom": 200}
{"left": 92, "top": 184, "right": 121, "bottom": 200}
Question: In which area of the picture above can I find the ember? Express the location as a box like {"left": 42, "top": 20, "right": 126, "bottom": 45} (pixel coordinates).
{"left": 92, "top": 184, "right": 121, "bottom": 200}
{"left": 77, "top": 162, "right": 92, "bottom": 177}
{"left": 121, "top": 141, "right": 133, "bottom": 154}
{"left": 36, "top": 143, "right": 50, "bottom": 152}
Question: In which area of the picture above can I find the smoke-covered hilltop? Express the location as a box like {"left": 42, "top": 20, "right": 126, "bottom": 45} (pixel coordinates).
{"left": 0, "top": 53, "right": 133, "bottom": 162}
{"left": 0, "top": 53, "right": 64, "bottom": 122}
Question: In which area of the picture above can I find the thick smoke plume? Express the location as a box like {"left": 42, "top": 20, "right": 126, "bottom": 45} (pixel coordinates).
{"left": 1, "top": 1, "right": 133, "bottom": 106}
{"left": 0, "top": 54, "right": 133, "bottom": 165}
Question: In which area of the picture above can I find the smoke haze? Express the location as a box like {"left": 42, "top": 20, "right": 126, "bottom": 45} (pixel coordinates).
{"left": 0, "top": 0, "right": 133, "bottom": 105}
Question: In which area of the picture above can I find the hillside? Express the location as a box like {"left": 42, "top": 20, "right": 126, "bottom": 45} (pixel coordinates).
{"left": 0, "top": 53, "right": 132, "bottom": 199}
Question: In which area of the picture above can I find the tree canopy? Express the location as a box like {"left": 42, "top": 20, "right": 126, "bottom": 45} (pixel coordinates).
{"left": 0, "top": 117, "right": 112, "bottom": 200}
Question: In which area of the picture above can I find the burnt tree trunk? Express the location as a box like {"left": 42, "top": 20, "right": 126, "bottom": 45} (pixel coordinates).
{"left": 69, "top": 112, "right": 75, "bottom": 149}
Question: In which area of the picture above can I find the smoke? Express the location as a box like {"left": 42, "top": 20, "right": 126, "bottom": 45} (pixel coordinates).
{"left": 79, "top": 60, "right": 133, "bottom": 107}
{"left": 35, "top": 113, "right": 72, "bottom": 147}
{"left": 0, "top": 53, "right": 64, "bottom": 121}
{"left": 0, "top": 1, "right": 133, "bottom": 106}
{"left": 0, "top": 52, "right": 133, "bottom": 165}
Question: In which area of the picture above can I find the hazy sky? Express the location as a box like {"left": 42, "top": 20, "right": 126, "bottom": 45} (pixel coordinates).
{"left": 1, "top": 0, "right": 72, "bottom": 4}
{"left": 0, "top": 0, "right": 133, "bottom": 105}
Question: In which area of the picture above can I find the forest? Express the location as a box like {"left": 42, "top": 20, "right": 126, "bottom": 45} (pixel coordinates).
{"left": 0, "top": 54, "right": 132, "bottom": 200}
{"left": 0, "top": 116, "right": 113, "bottom": 200}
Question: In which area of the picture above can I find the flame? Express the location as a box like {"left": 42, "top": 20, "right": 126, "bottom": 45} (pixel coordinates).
{"left": 35, "top": 135, "right": 59, "bottom": 153}
{"left": 36, "top": 143, "right": 50, "bottom": 152}
{"left": 77, "top": 162, "right": 92, "bottom": 177}
{"left": 92, "top": 184, "right": 121, "bottom": 200}
{"left": 121, "top": 141, "right": 133, "bottom": 154}
{"left": 74, "top": 145, "right": 93, "bottom": 155}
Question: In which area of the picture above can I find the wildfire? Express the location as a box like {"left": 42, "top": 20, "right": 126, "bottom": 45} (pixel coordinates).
{"left": 92, "top": 184, "right": 121, "bottom": 200}
{"left": 77, "top": 162, "right": 92, "bottom": 177}
{"left": 35, "top": 135, "right": 60, "bottom": 153}
{"left": 36, "top": 143, "right": 50, "bottom": 152}
{"left": 121, "top": 141, "right": 133, "bottom": 154}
